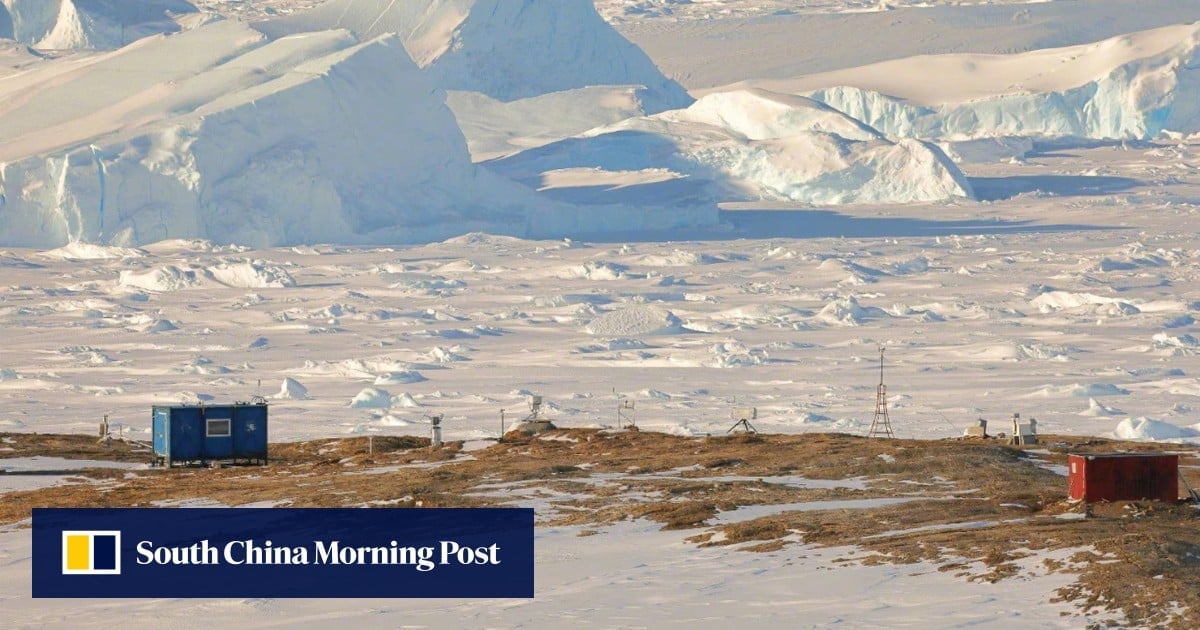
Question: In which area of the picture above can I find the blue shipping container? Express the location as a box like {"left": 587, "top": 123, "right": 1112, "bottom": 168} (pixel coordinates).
{"left": 152, "top": 403, "right": 268, "bottom": 466}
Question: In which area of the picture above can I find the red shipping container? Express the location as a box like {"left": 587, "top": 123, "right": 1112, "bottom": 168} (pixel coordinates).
{"left": 1067, "top": 453, "right": 1178, "bottom": 503}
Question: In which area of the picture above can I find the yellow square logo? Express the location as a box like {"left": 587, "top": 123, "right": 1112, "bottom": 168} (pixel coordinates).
{"left": 61, "top": 531, "right": 121, "bottom": 575}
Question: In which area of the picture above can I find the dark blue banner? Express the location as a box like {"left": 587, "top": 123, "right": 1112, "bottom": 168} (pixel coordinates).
{"left": 33, "top": 508, "right": 534, "bottom": 598}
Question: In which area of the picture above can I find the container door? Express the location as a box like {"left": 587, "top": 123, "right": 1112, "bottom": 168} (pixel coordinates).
{"left": 152, "top": 407, "right": 170, "bottom": 458}
{"left": 1157, "top": 456, "right": 1179, "bottom": 502}
{"left": 1067, "top": 456, "right": 1086, "bottom": 501}
{"left": 1094, "top": 459, "right": 1119, "bottom": 502}
{"left": 170, "top": 407, "right": 204, "bottom": 461}
{"left": 233, "top": 405, "right": 268, "bottom": 460}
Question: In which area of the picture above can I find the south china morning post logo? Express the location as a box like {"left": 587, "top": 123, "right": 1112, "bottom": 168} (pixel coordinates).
{"left": 132, "top": 537, "right": 500, "bottom": 571}
{"left": 61, "top": 530, "right": 121, "bottom": 575}
{"left": 33, "top": 508, "right": 534, "bottom": 598}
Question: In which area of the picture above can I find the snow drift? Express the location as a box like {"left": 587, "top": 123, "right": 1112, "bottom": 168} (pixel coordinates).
{"left": 1111, "top": 417, "right": 1200, "bottom": 441}
{"left": 114, "top": 258, "right": 294, "bottom": 291}
{"left": 1080, "top": 398, "right": 1123, "bottom": 417}
{"left": 274, "top": 377, "right": 308, "bottom": 400}
{"left": 350, "top": 387, "right": 392, "bottom": 409}
{"left": 255, "top": 0, "right": 691, "bottom": 111}
{"left": 0, "top": 0, "right": 197, "bottom": 49}
{"left": 489, "top": 89, "right": 974, "bottom": 206}
{"left": 817, "top": 296, "right": 890, "bottom": 326}
{"left": 585, "top": 305, "right": 686, "bottom": 337}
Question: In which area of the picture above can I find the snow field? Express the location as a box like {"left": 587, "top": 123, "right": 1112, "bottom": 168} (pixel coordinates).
{"left": 1, "top": 180, "right": 1197, "bottom": 444}
{"left": 0, "top": 522, "right": 1112, "bottom": 628}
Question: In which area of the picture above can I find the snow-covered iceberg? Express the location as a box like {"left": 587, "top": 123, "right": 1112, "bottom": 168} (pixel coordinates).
{"left": 255, "top": 0, "right": 691, "bottom": 111}
{"left": 446, "top": 85, "right": 678, "bottom": 161}
{"left": 0, "top": 19, "right": 714, "bottom": 248}
{"left": 789, "top": 23, "right": 1200, "bottom": 141}
{"left": 0, "top": 0, "right": 197, "bottom": 49}
{"left": 489, "top": 89, "right": 974, "bottom": 206}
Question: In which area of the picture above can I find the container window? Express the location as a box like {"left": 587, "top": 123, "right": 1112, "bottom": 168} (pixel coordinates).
{"left": 206, "top": 419, "right": 231, "bottom": 437}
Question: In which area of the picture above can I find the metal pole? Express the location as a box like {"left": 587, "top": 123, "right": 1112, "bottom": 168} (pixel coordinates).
{"left": 879, "top": 347, "right": 885, "bottom": 386}
{"left": 500, "top": 409, "right": 505, "bottom": 439}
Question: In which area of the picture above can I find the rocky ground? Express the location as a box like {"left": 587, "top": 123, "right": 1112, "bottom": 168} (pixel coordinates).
{"left": 4, "top": 430, "right": 1199, "bottom": 627}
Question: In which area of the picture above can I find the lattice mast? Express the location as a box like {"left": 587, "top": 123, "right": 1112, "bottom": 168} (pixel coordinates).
{"left": 868, "top": 347, "right": 895, "bottom": 438}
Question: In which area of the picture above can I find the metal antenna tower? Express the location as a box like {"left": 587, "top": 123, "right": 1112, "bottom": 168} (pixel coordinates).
{"left": 868, "top": 347, "right": 895, "bottom": 438}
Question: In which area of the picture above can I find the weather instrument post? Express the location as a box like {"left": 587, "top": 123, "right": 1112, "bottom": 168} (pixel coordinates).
{"left": 868, "top": 347, "right": 895, "bottom": 439}
{"left": 727, "top": 407, "right": 758, "bottom": 434}
{"left": 428, "top": 413, "right": 444, "bottom": 447}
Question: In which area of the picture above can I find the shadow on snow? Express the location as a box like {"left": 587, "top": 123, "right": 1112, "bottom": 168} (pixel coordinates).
{"left": 580, "top": 208, "right": 1112, "bottom": 243}
{"left": 967, "top": 175, "right": 1142, "bottom": 202}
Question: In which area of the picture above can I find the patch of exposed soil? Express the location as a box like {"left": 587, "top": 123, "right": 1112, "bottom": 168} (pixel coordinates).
{"left": 0, "top": 432, "right": 156, "bottom": 463}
